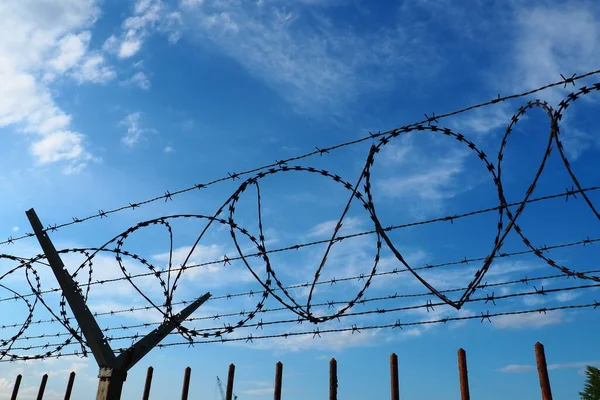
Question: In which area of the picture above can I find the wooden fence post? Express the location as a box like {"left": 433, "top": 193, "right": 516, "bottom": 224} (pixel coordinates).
{"left": 142, "top": 367, "right": 154, "bottom": 400}
{"left": 458, "top": 348, "right": 470, "bottom": 400}
{"left": 181, "top": 367, "right": 192, "bottom": 400}
{"left": 36, "top": 374, "right": 48, "bottom": 400}
{"left": 535, "top": 342, "right": 553, "bottom": 400}
{"left": 274, "top": 361, "right": 283, "bottom": 400}
{"left": 64, "top": 371, "right": 76, "bottom": 400}
{"left": 226, "top": 363, "right": 236, "bottom": 400}
{"left": 390, "top": 353, "right": 399, "bottom": 400}
{"left": 330, "top": 358, "right": 338, "bottom": 400}
{"left": 10, "top": 374, "right": 21, "bottom": 400}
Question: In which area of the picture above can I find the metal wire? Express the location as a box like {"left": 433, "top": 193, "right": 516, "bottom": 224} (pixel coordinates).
{"left": 0, "top": 72, "right": 598, "bottom": 362}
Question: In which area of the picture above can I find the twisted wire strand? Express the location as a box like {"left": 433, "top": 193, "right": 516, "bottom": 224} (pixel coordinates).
{"left": 0, "top": 74, "right": 598, "bottom": 361}
{"left": 1, "top": 70, "right": 597, "bottom": 247}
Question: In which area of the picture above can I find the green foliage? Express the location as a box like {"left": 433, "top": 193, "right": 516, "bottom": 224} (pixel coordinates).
{"left": 580, "top": 366, "right": 600, "bottom": 400}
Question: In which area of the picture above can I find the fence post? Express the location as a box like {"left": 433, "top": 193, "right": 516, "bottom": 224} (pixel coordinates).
{"left": 36, "top": 374, "right": 48, "bottom": 400}
{"left": 535, "top": 342, "right": 553, "bottom": 400}
{"left": 390, "top": 353, "right": 399, "bottom": 400}
{"left": 458, "top": 348, "right": 470, "bottom": 400}
{"left": 226, "top": 363, "right": 236, "bottom": 400}
{"left": 181, "top": 367, "right": 192, "bottom": 400}
{"left": 10, "top": 374, "right": 21, "bottom": 400}
{"left": 64, "top": 372, "right": 76, "bottom": 400}
{"left": 274, "top": 361, "right": 283, "bottom": 400}
{"left": 142, "top": 367, "right": 154, "bottom": 400}
{"left": 330, "top": 358, "right": 338, "bottom": 400}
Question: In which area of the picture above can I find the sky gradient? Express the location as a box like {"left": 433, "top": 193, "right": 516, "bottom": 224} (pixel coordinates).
{"left": 1, "top": 0, "right": 600, "bottom": 399}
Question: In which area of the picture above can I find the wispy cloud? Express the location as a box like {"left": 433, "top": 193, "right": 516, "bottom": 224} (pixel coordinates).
{"left": 178, "top": 0, "right": 437, "bottom": 114}
{"left": 121, "top": 112, "right": 154, "bottom": 147}
{"left": 122, "top": 71, "right": 151, "bottom": 90}
{"left": 104, "top": 0, "right": 182, "bottom": 59}
{"left": 498, "top": 360, "right": 600, "bottom": 373}
{"left": 491, "top": 310, "right": 564, "bottom": 329}
{"left": 511, "top": 2, "right": 600, "bottom": 105}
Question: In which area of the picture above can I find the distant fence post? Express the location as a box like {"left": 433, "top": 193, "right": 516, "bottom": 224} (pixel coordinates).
{"left": 330, "top": 358, "right": 338, "bottom": 400}
{"left": 390, "top": 353, "right": 399, "bottom": 400}
{"left": 458, "top": 349, "right": 470, "bottom": 400}
{"left": 142, "top": 367, "right": 154, "bottom": 400}
{"left": 64, "top": 372, "right": 76, "bottom": 400}
{"left": 535, "top": 342, "right": 553, "bottom": 400}
{"left": 10, "top": 374, "right": 21, "bottom": 400}
{"left": 226, "top": 363, "right": 236, "bottom": 400}
{"left": 181, "top": 367, "right": 192, "bottom": 400}
{"left": 274, "top": 361, "right": 283, "bottom": 400}
{"left": 36, "top": 374, "right": 48, "bottom": 400}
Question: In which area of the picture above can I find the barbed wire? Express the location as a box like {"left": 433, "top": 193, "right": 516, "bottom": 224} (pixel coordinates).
{"left": 0, "top": 72, "right": 598, "bottom": 362}
{"left": 1, "top": 183, "right": 596, "bottom": 305}
{"left": 1, "top": 301, "right": 596, "bottom": 362}
{"left": 1, "top": 70, "right": 598, "bottom": 248}
{"left": 6, "top": 270, "right": 600, "bottom": 345}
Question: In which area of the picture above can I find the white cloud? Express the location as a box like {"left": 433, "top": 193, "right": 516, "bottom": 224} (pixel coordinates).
{"left": 105, "top": 0, "right": 182, "bottom": 60}
{"left": 491, "top": 310, "right": 564, "bottom": 329}
{"left": 49, "top": 31, "right": 91, "bottom": 73}
{"left": 152, "top": 244, "right": 255, "bottom": 286}
{"left": 29, "top": 131, "right": 96, "bottom": 174}
{"left": 121, "top": 112, "right": 152, "bottom": 147}
{"left": 71, "top": 54, "right": 116, "bottom": 84}
{"left": 164, "top": 145, "right": 174, "bottom": 153}
{"left": 450, "top": 104, "right": 512, "bottom": 135}
{"left": 122, "top": 71, "right": 151, "bottom": 90}
{"left": 376, "top": 140, "right": 471, "bottom": 216}
{"left": 178, "top": 0, "right": 436, "bottom": 114}
{"left": 11, "top": 226, "right": 19, "bottom": 232}
{"left": 512, "top": 2, "right": 600, "bottom": 104}
{"left": 497, "top": 364, "right": 534, "bottom": 373}
{"left": 307, "top": 217, "right": 363, "bottom": 239}
{"left": 0, "top": 0, "right": 112, "bottom": 173}
{"left": 498, "top": 360, "right": 600, "bottom": 373}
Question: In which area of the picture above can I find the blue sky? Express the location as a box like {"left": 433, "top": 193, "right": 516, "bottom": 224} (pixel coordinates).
{"left": 1, "top": 0, "right": 600, "bottom": 399}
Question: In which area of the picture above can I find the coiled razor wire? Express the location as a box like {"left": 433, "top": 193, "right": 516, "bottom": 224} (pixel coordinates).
{"left": 0, "top": 75, "right": 598, "bottom": 361}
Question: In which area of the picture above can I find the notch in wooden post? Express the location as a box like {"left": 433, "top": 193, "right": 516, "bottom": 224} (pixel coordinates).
{"left": 458, "top": 348, "right": 470, "bottom": 400}
{"left": 330, "top": 358, "right": 338, "bottom": 400}
{"left": 274, "top": 361, "right": 283, "bottom": 400}
{"left": 390, "top": 353, "right": 399, "bottom": 400}
{"left": 535, "top": 342, "right": 553, "bottom": 400}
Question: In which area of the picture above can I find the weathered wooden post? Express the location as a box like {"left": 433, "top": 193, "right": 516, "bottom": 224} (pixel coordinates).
{"left": 458, "top": 348, "right": 470, "bottom": 400}
{"left": 10, "top": 374, "right": 21, "bottom": 400}
{"left": 274, "top": 361, "right": 283, "bottom": 400}
{"left": 390, "top": 353, "right": 399, "bottom": 400}
{"left": 64, "top": 371, "right": 76, "bottom": 400}
{"left": 27, "top": 209, "right": 211, "bottom": 400}
{"left": 226, "top": 363, "right": 236, "bottom": 400}
{"left": 181, "top": 367, "right": 192, "bottom": 400}
{"left": 142, "top": 367, "right": 154, "bottom": 400}
{"left": 535, "top": 342, "right": 553, "bottom": 400}
{"left": 330, "top": 358, "right": 338, "bottom": 400}
{"left": 36, "top": 374, "right": 48, "bottom": 400}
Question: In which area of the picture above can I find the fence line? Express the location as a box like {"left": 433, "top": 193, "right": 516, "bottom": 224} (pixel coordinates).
{"left": 4, "top": 342, "right": 562, "bottom": 399}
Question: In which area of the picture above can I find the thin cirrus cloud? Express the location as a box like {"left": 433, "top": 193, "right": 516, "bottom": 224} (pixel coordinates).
{"left": 498, "top": 360, "right": 600, "bottom": 373}
{"left": 177, "top": 0, "right": 437, "bottom": 115}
